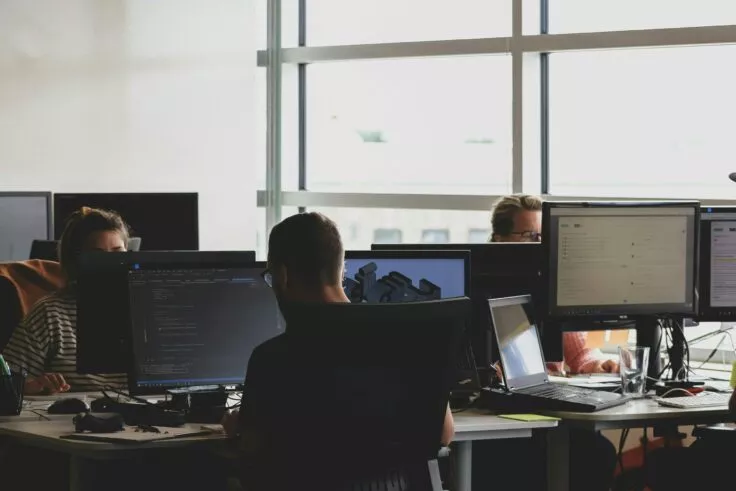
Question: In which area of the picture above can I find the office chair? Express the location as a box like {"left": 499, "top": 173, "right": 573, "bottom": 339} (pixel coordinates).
{"left": 245, "top": 297, "right": 471, "bottom": 491}
{"left": 29, "top": 240, "right": 58, "bottom": 261}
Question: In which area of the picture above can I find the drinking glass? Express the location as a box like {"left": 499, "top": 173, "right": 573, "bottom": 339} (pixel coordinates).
{"left": 618, "top": 346, "right": 650, "bottom": 397}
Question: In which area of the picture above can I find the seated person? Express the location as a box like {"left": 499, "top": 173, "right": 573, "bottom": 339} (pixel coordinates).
{"left": 472, "top": 194, "right": 617, "bottom": 491}
{"left": 2, "top": 207, "right": 129, "bottom": 394}
{"left": 490, "top": 194, "right": 618, "bottom": 374}
{"left": 222, "top": 212, "right": 454, "bottom": 490}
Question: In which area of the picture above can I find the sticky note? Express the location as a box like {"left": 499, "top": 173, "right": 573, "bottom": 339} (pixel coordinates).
{"left": 498, "top": 414, "right": 560, "bottom": 422}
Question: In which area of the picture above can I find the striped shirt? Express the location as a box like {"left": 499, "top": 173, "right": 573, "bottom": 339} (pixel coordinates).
{"left": 2, "top": 290, "right": 127, "bottom": 392}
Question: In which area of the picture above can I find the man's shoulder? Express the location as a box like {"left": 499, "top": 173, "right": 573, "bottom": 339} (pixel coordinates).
{"left": 250, "top": 333, "right": 288, "bottom": 365}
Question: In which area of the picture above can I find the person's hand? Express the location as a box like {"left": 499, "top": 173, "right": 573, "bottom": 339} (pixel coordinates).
{"left": 25, "top": 373, "right": 70, "bottom": 395}
{"left": 579, "top": 360, "right": 619, "bottom": 374}
{"left": 600, "top": 359, "right": 619, "bottom": 373}
{"left": 221, "top": 409, "right": 240, "bottom": 438}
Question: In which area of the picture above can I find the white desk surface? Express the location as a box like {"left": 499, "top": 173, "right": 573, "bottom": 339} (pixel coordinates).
{"left": 0, "top": 416, "right": 224, "bottom": 459}
{"left": 452, "top": 410, "right": 558, "bottom": 442}
{"left": 546, "top": 396, "right": 735, "bottom": 430}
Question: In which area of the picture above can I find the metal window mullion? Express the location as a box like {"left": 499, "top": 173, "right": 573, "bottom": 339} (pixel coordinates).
{"left": 511, "top": 0, "right": 523, "bottom": 193}
{"left": 297, "top": 0, "right": 306, "bottom": 214}
{"left": 540, "top": 0, "right": 550, "bottom": 194}
{"left": 266, "top": 0, "right": 283, "bottom": 232}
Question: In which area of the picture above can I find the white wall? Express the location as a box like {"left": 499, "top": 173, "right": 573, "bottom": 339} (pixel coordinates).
{"left": 0, "top": 0, "right": 257, "bottom": 251}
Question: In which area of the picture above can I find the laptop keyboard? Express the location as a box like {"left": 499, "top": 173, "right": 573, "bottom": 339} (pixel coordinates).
{"left": 527, "top": 385, "right": 594, "bottom": 400}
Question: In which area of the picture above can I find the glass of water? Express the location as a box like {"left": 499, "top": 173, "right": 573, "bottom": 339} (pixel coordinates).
{"left": 618, "top": 346, "right": 650, "bottom": 397}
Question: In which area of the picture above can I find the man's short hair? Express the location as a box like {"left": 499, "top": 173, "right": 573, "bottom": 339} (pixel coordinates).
{"left": 490, "top": 194, "right": 543, "bottom": 240}
{"left": 268, "top": 212, "right": 344, "bottom": 286}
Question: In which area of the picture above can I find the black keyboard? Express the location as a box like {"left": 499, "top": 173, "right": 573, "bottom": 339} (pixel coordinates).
{"left": 513, "top": 383, "right": 629, "bottom": 412}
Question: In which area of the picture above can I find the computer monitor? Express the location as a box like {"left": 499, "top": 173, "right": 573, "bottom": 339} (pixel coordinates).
{"left": 370, "top": 243, "right": 563, "bottom": 367}
{"left": 698, "top": 206, "right": 736, "bottom": 321}
{"left": 76, "top": 251, "right": 257, "bottom": 377}
{"left": 126, "top": 256, "right": 281, "bottom": 395}
{"left": 0, "top": 192, "right": 52, "bottom": 261}
{"left": 344, "top": 250, "right": 469, "bottom": 303}
{"left": 29, "top": 237, "right": 142, "bottom": 261}
{"left": 53, "top": 193, "right": 199, "bottom": 251}
{"left": 543, "top": 201, "right": 699, "bottom": 320}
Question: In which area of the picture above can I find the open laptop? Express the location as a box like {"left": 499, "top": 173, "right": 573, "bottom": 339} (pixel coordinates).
{"left": 488, "top": 295, "right": 629, "bottom": 413}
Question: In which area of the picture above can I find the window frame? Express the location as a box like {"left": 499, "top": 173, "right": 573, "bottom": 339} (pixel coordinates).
{"left": 259, "top": 0, "right": 736, "bottom": 365}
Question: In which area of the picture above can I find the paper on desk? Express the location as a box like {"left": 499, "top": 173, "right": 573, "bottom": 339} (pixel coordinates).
{"left": 498, "top": 414, "right": 560, "bottom": 422}
{"left": 60, "top": 426, "right": 210, "bottom": 443}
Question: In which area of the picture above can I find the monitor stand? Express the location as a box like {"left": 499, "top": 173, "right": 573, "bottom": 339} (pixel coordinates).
{"left": 636, "top": 317, "right": 701, "bottom": 389}
{"left": 663, "top": 318, "right": 702, "bottom": 388}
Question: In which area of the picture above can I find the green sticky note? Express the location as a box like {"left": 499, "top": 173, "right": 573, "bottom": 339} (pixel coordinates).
{"left": 498, "top": 413, "right": 560, "bottom": 422}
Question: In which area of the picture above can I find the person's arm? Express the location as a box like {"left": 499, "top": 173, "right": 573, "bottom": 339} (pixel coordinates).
{"left": 2, "top": 304, "right": 68, "bottom": 394}
{"left": 440, "top": 404, "right": 454, "bottom": 446}
{"left": 730, "top": 389, "right": 736, "bottom": 415}
{"left": 563, "top": 332, "right": 618, "bottom": 374}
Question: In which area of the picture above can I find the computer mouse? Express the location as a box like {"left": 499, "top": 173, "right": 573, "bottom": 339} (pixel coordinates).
{"left": 47, "top": 397, "right": 91, "bottom": 415}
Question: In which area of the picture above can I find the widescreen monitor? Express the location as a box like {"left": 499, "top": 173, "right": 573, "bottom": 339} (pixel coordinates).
{"left": 543, "top": 201, "right": 699, "bottom": 320}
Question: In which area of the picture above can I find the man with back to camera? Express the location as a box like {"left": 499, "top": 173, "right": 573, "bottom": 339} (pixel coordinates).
{"left": 221, "top": 212, "right": 454, "bottom": 490}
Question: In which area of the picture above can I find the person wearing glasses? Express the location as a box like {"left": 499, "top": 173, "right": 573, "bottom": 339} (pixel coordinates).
{"left": 222, "top": 212, "right": 454, "bottom": 490}
{"left": 490, "top": 194, "right": 618, "bottom": 375}
{"left": 477, "top": 194, "right": 618, "bottom": 491}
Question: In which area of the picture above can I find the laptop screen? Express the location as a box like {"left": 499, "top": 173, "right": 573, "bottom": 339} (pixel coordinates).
{"left": 488, "top": 295, "right": 548, "bottom": 390}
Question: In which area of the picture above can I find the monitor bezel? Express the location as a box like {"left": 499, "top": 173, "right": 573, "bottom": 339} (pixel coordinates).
{"left": 697, "top": 205, "right": 736, "bottom": 322}
{"left": 0, "top": 191, "right": 53, "bottom": 241}
{"left": 53, "top": 192, "right": 199, "bottom": 250}
{"left": 344, "top": 249, "right": 471, "bottom": 298}
{"left": 542, "top": 200, "right": 701, "bottom": 321}
{"left": 125, "top": 256, "right": 268, "bottom": 395}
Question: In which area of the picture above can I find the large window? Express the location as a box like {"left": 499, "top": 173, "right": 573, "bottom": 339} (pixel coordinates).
{"left": 549, "top": 0, "right": 736, "bottom": 34}
{"left": 549, "top": 46, "right": 736, "bottom": 198}
{"left": 307, "top": 56, "right": 512, "bottom": 194}
{"left": 260, "top": 1, "right": 736, "bottom": 364}
{"left": 306, "top": 0, "right": 511, "bottom": 45}
{"left": 299, "top": 208, "right": 492, "bottom": 251}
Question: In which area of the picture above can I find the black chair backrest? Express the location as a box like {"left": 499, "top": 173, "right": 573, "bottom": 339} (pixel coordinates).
{"left": 29, "top": 240, "right": 58, "bottom": 261}
{"left": 275, "top": 297, "right": 470, "bottom": 485}
{"left": 0, "top": 276, "right": 21, "bottom": 352}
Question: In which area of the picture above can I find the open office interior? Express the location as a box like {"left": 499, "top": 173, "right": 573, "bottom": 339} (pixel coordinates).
{"left": 1, "top": 2, "right": 736, "bottom": 491}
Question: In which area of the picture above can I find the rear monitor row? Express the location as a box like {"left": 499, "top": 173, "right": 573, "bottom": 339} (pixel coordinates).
{"left": 378, "top": 202, "right": 736, "bottom": 323}
{"left": 75, "top": 249, "right": 474, "bottom": 395}
{"left": 0, "top": 192, "right": 199, "bottom": 261}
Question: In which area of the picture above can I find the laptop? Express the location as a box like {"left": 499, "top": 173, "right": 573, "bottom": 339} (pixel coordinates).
{"left": 488, "top": 295, "right": 629, "bottom": 413}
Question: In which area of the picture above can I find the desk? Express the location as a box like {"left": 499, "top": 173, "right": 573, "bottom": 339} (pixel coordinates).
{"left": 1, "top": 408, "right": 556, "bottom": 491}
{"left": 0, "top": 414, "right": 224, "bottom": 491}
{"left": 453, "top": 411, "right": 558, "bottom": 491}
{"left": 545, "top": 398, "right": 736, "bottom": 491}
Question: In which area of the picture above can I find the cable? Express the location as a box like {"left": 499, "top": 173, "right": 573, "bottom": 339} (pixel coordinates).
{"left": 658, "top": 388, "right": 693, "bottom": 398}
{"left": 696, "top": 334, "right": 727, "bottom": 369}
{"left": 617, "top": 427, "right": 630, "bottom": 475}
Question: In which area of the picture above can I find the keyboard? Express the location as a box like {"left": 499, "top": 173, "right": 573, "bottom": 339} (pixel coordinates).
{"left": 511, "top": 382, "right": 629, "bottom": 412}
{"left": 657, "top": 392, "right": 732, "bottom": 409}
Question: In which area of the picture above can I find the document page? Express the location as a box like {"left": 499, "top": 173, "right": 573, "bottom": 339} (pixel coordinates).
{"left": 556, "top": 215, "right": 688, "bottom": 306}
{"left": 710, "top": 221, "right": 736, "bottom": 307}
